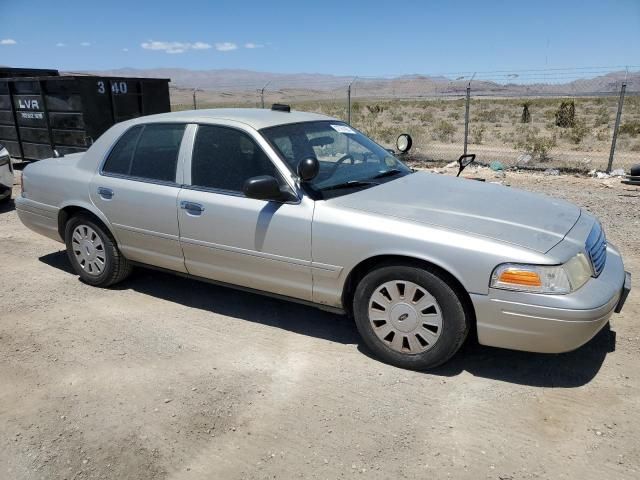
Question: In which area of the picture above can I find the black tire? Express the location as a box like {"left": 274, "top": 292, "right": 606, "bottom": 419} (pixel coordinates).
{"left": 64, "top": 213, "right": 132, "bottom": 287}
{"left": 353, "top": 265, "right": 469, "bottom": 370}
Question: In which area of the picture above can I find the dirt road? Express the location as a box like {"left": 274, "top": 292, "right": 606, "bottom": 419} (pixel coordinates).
{"left": 1, "top": 170, "right": 638, "bottom": 479}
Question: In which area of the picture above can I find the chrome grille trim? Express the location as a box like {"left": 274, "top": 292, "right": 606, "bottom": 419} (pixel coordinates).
{"left": 585, "top": 223, "right": 607, "bottom": 277}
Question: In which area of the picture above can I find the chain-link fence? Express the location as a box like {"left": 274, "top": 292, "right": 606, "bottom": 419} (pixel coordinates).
{"left": 171, "top": 71, "right": 640, "bottom": 173}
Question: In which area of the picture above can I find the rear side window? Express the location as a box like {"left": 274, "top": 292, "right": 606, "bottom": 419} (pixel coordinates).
{"left": 102, "top": 125, "right": 142, "bottom": 175}
{"left": 103, "top": 124, "right": 185, "bottom": 182}
{"left": 191, "top": 125, "right": 279, "bottom": 192}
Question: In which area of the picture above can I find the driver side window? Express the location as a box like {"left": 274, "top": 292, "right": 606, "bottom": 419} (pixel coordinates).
{"left": 191, "top": 125, "right": 279, "bottom": 193}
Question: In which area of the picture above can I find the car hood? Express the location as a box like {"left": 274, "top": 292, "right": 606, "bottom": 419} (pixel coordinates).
{"left": 328, "top": 171, "right": 581, "bottom": 253}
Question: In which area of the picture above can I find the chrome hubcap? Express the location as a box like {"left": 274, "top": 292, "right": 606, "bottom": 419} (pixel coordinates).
{"left": 368, "top": 280, "right": 443, "bottom": 354}
{"left": 71, "top": 225, "right": 106, "bottom": 276}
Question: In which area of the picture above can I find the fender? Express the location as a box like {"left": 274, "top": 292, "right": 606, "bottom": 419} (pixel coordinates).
{"left": 58, "top": 199, "right": 122, "bottom": 245}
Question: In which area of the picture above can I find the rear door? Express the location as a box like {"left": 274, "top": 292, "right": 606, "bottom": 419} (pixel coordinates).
{"left": 177, "top": 123, "right": 314, "bottom": 301}
{"left": 90, "top": 122, "right": 190, "bottom": 272}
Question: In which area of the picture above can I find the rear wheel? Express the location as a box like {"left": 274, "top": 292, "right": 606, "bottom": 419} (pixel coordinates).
{"left": 64, "top": 214, "right": 132, "bottom": 287}
{"left": 353, "top": 265, "right": 469, "bottom": 370}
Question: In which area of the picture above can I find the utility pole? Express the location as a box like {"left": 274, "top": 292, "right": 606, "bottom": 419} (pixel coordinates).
{"left": 260, "top": 81, "right": 270, "bottom": 109}
{"left": 192, "top": 89, "right": 197, "bottom": 110}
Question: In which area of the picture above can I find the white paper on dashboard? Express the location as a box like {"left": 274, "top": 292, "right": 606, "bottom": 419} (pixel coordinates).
{"left": 330, "top": 124, "right": 356, "bottom": 134}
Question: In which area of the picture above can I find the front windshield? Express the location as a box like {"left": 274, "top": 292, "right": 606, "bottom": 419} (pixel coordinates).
{"left": 261, "top": 121, "right": 411, "bottom": 192}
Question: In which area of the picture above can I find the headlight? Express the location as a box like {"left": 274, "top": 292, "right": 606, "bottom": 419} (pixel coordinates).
{"left": 490, "top": 253, "right": 592, "bottom": 294}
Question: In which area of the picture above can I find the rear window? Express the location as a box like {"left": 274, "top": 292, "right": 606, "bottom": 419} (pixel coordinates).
{"left": 103, "top": 124, "right": 185, "bottom": 182}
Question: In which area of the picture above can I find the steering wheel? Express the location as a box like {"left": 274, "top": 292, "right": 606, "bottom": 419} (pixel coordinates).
{"left": 324, "top": 154, "right": 355, "bottom": 179}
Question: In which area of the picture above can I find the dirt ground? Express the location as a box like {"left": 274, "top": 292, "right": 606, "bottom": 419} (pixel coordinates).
{"left": 1, "top": 167, "right": 638, "bottom": 480}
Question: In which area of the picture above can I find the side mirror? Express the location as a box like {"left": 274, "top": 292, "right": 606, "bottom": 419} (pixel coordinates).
{"left": 243, "top": 175, "right": 284, "bottom": 201}
{"left": 396, "top": 134, "right": 412, "bottom": 153}
{"left": 456, "top": 153, "right": 476, "bottom": 177}
{"left": 297, "top": 157, "right": 319, "bottom": 182}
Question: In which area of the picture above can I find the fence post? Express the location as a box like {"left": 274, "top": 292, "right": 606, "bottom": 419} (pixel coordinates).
{"left": 347, "top": 83, "right": 351, "bottom": 124}
{"left": 606, "top": 82, "right": 626, "bottom": 173}
{"left": 192, "top": 89, "right": 197, "bottom": 110}
{"left": 347, "top": 77, "right": 356, "bottom": 124}
{"left": 260, "top": 81, "right": 270, "bottom": 109}
{"left": 463, "top": 82, "right": 471, "bottom": 155}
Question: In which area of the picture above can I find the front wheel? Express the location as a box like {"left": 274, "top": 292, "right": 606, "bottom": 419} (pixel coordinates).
{"left": 353, "top": 265, "right": 469, "bottom": 370}
{"left": 64, "top": 214, "right": 132, "bottom": 287}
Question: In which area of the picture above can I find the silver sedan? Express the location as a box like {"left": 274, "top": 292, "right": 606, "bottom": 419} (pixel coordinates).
{"left": 16, "top": 108, "right": 631, "bottom": 369}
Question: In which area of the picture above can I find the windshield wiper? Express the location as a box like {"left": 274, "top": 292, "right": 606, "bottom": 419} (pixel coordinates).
{"left": 371, "top": 168, "right": 403, "bottom": 179}
{"left": 320, "top": 180, "right": 377, "bottom": 191}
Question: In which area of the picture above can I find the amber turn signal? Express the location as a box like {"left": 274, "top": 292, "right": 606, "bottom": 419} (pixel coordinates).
{"left": 497, "top": 269, "right": 542, "bottom": 287}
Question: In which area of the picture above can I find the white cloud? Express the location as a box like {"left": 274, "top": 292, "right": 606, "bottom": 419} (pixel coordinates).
{"left": 191, "top": 42, "right": 212, "bottom": 50}
{"left": 141, "top": 41, "right": 188, "bottom": 54}
{"left": 215, "top": 42, "right": 237, "bottom": 52}
{"left": 0, "top": 38, "right": 17, "bottom": 45}
{"left": 244, "top": 42, "right": 264, "bottom": 49}
{"left": 122, "top": 48, "right": 129, "bottom": 52}
{"left": 80, "top": 42, "right": 91, "bottom": 47}
{"left": 141, "top": 40, "right": 212, "bottom": 54}
{"left": 56, "top": 42, "right": 66, "bottom": 47}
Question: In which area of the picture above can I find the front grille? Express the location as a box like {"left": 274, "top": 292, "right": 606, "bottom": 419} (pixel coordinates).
{"left": 586, "top": 223, "right": 607, "bottom": 277}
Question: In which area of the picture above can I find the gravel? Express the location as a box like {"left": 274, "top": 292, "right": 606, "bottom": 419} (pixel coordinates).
{"left": 1, "top": 171, "right": 638, "bottom": 479}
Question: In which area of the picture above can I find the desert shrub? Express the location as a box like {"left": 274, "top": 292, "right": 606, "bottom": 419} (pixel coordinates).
{"left": 471, "top": 125, "right": 485, "bottom": 144}
{"left": 366, "top": 104, "right": 384, "bottom": 115}
{"left": 476, "top": 109, "right": 499, "bottom": 123}
{"left": 447, "top": 111, "right": 460, "bottom": 120}
{"left": 433, "top": 120, "right": 456, "bottom": 142}
{"left": 619, "top": 121, "right": 640, "bottom": 137}
{"left": 596, "top": 128, "right": 610, "bottom": 141}
{"left": 419, "top": 111, "right": 434, "bottom": 123}
{"left": 594, "top": 106, "right": 609, "bottom": 127}
{"left": 555, "top": 101, "right": 576, "bottom": 128}
{"left": 521, "top": 103, "right": 531, "bottom": 123}
{"left": 375, "top": 126, "right": 396, "bottom": 143}
{"left": 391, "top": 113, "right": 404, "bottom": 122}
{"left": 514, "top": 125, "right": 556, "bottom": 160}
{"left": 351, "top": 102, "right": 362, "bottom": 114}
{"left": 568, "top": 118, "right": 590, "bottom": 144}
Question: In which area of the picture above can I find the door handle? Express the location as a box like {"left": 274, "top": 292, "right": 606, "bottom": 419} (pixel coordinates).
{"left": 180, "top": 201, "right": 205, "bottom": 215}
{"left": 97, "top": 187, "right": 114, "bottom": 200}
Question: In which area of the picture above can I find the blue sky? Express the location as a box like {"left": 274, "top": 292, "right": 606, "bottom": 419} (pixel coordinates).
{"left": 1, "top": 0, "right": 638, "bottom": 79}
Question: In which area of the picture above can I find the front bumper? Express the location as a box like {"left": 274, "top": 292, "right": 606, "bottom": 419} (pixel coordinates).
{"left": 472, "top": 245, "right": 630, "bottom": 354}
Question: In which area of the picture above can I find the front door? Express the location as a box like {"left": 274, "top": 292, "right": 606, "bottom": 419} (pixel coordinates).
{"left": 177, "top": 124, "right": 314, "bottom": 301}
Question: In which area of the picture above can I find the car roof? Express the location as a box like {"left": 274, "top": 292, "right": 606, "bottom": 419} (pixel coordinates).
{"left": 132, "top": 108, "right": 337, "bottom": 130}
